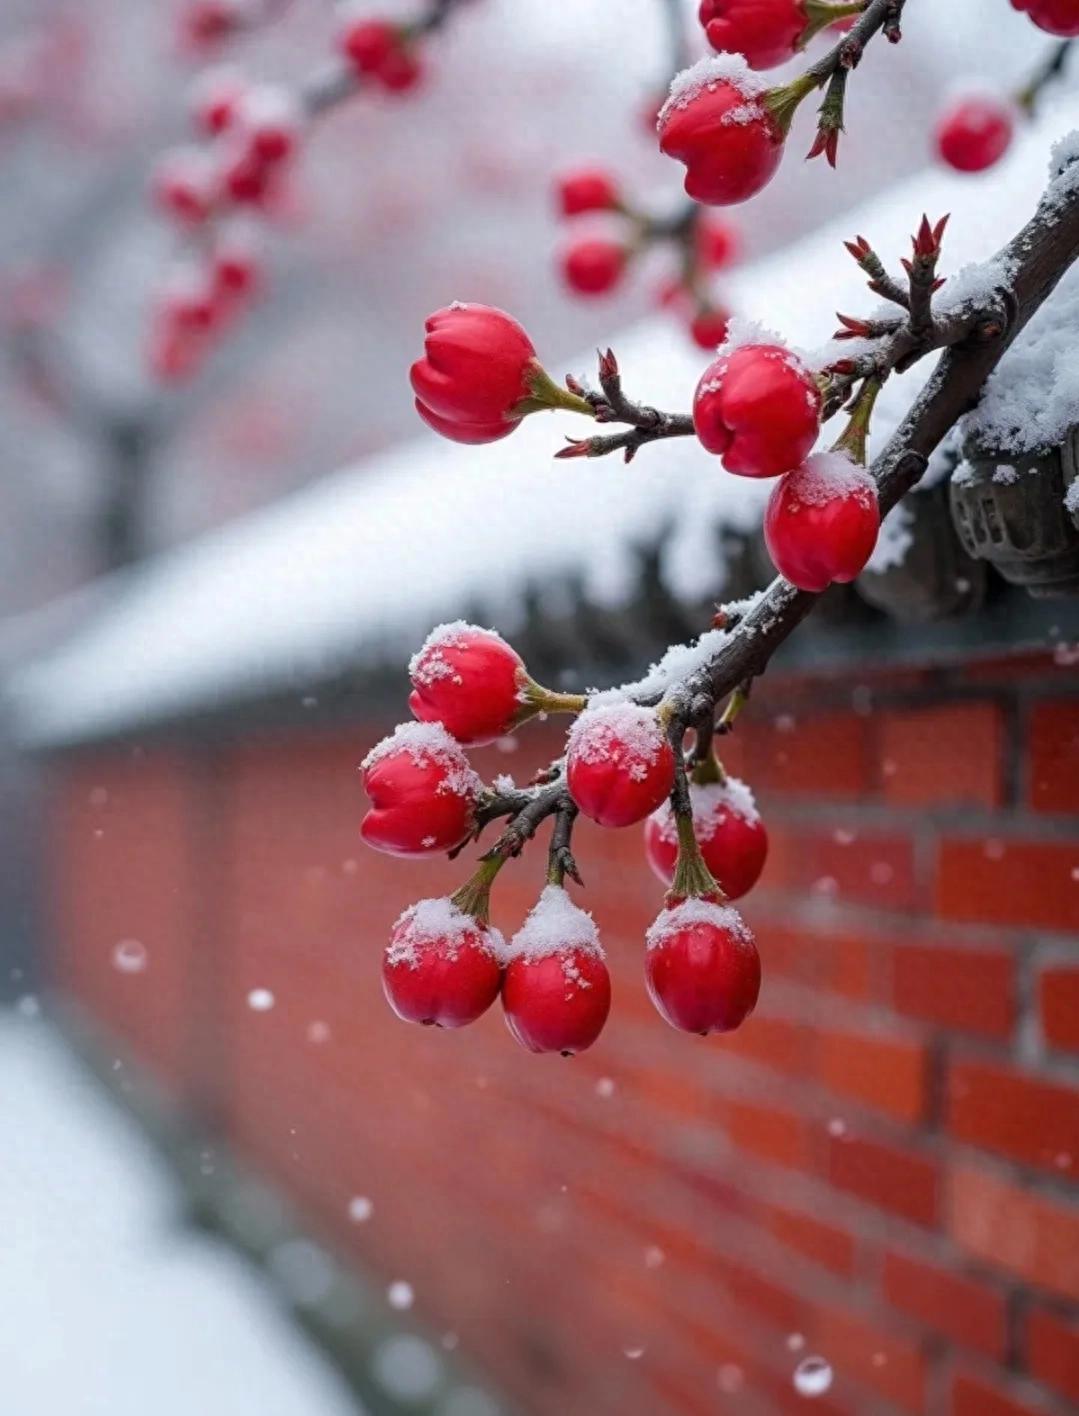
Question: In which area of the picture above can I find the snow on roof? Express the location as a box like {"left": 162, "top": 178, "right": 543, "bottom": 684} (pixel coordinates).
{"left": 8, "top": 95, "right": 1078, "bottom": 748}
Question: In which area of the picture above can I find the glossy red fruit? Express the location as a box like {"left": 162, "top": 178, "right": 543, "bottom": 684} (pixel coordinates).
{"left": 699, "top": 0, "right": 807, "bottom": 70}
{"left": 1011, "top": 0, "right": 1079, "bottom": 37}
{"left": 694, "top": 341, "right": 821, "bottom": 477}
{"left": 695, "top": 215, "right": 740, "bottom": 270}
{"left": 764, "top": 450, "right": 880, "bottom": 592}
{"left": 934, "top": 95, "right": 1014, "bottom": 173}
{"left": 409, "top": 622, "right": 526, "bottom": 746}
{"left": 645, "top": 778, "right": 768, "bottom": 900}
{"left": 567, "top": 704, "right": 675, "bottom": 829}
{"left": 339, "top": 17, "right": 400, "bottom": 73}
{"left": 502, "top": 886, "right": 611, "bottom": 1055}
{"left": 646, "top": 896, "right": 760, "bottom": 1034}
{"left": 383, "top": 898, "right": 504, "bottom": 1028}
{"left": 561, "top": 238, "right": 627, "bottom": 297}
{"left": 658, "top": 56, "right": 783, "bottom": 206}
{"left": 411, "top": 302, "right": 537, "bottom": 445}
{"left": 360, "top": 721, "right": 481, "bottom": 857}
{"left": 555, "top": 167, "right": 621, "bottom": 217}
{"left": 152, "top": 149, "right": 216, "bottom": 225}
{"left": 689, "top": 305, "right": 731, "bottom": 350}
{"left": 191, "top": 66, "right": 244, "bottom": 135}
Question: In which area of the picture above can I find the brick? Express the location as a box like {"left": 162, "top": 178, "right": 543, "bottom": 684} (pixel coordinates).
{"left": 765, "top": 827, "right": 922, "bottom": 913}
{"left": 810, "top": 1304, "right": 927, "bottom": 1414}
{"left": 721, "top": 1014, "right": 814, "bottom": 1079}
{"left": 949, "top": 1162, "right": 1079, "bottom": 1302}
{"left": 744, "top": 710, "right": 871, "bottom": 798}
{"left": 951, "top": 1371, "right": 1053, "bottom": 1416}
{"left": 724, "top": 1099, "right": 815, "bottom": 1173}
{"left": 751, "top": 918, "right": 874, "bottom": 1001}
{"left": 892, "top": 942, "right": 1015, "bottom": 1040}
{"left": 817, "top": 1028, "right": 930, "bottom": 1124}
{"left": 936, "top": 838, "right": 1079, "bottom": 932}
{"left": 1029, "top": 700, "right": 1079, "bottom": 815}
{"left": 827, "top": 1133, "right": 939, "bottom": 1227}
{"left": 946, "top": 1058, "right": 1079, "bottom": 1175}
{"left": 1026, "top": 1303, "right": 1079, "bottom": 1406}
{"left": 1040, "top": 966, "right": 1079, "bottom": 1052}
{"left": 879, "top": 702, "right": 1005, "bottom": 809}
{"left": 758, "top": 1203, "right": 857, "bottom": 1278}
{"left": 882, "top": 1251, "right": 1007, "bottom": 1358}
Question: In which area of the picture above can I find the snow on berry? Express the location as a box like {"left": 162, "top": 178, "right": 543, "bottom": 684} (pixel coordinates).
{"left": 644, "top": 778, "right": 768, "bottom": 899}
{"left": 694, "top": 342, "right": 821, "bottom": 477}
{"left": 360, "top": 721, "right": 482, "bottom": 857}
{"left": 408, "top": 621, "right": 527, "bottom": 745}
{"left": 657, "top": 55, "right": 783, "bottom": 207}
{"left": 935, "top": 93, "right": 1015, "bottom": 174}
{"left": 764, "top": 450, "right": 880, "bottom": 592}
{"left": 645, "top": 896, "right": 760, "bottom": 1035}
{"left": 383, "top": 898, "right": 504, "bottom": 1028}
{"left": 502, "top": 886, "right": 611, "bottom": 1055}
{"left": 566, "top": 703, "right": 675, "bottom": 828}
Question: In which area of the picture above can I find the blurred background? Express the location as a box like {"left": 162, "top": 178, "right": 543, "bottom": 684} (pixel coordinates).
{"left": 0, "top": 1, "right": 1077, "bottom": 1413}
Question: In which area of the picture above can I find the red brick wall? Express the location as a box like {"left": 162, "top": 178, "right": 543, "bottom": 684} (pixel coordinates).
{"left": 46, "top": 652, "right": 1079, "bottom": 1416}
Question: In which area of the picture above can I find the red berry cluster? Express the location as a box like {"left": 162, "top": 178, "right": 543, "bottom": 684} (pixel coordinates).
{"left": 553, "top": 165, "right": 741, "bottom": 350}
{"left": 693, "top": 335, "right": 880, "bottom": 591}
{"left": 361, "top": 621, "right": 767, "bottom": 1053}
{"left": 338, "top": 14, "right": 424, "bottom": 94}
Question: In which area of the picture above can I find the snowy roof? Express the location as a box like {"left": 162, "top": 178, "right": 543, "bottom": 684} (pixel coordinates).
{"left": 7, "top": 94, "right": 1078, "bottom": 748}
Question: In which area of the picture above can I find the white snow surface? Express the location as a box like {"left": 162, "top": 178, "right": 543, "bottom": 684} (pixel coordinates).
{"left": 8, "top": 92, "right": 1079, "bottom": 748}
{"left": 1, "top": 1014, "right": 358, "bottom": 1416}
{"left": 644, "top": 896, "right": 753, "bottom": 952}
{"left": 388, "top": 897, "right": 506, "bottom": 967}
{"left": 507, "top": 885, "right": 603, "bottom": 961}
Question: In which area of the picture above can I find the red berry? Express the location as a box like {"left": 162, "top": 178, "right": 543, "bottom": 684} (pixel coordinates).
{"left": 190, "top": 65, "right": 244, "bottom": 135}
{"left": 1011, "top": 0, "right": 1079, "bottom": 37}
{"left": 502, "top": 887, "right": 611, "bottom": 1055}
{"left": 339, "top": 17, "right": 400, "bottom": 74}
{"left": 360, "top": 722, "right": 481, "bottom": 857}
{"left": 646, "top": 896, "right": 760, "bottom": 1034}
{"left": 152, "top": 148, "right": 217, "bottom": 225}
{"left": 658, "top": 56, "right": 783, "bottom": 206}
{"left": 695, "top": 215, "right": 740, "bottom": 270}
{"left": 764, "top": 450, "right": 880, "bottom": 592}
{"left": 688, "top": 305, "right": 731, "bottom": 350}
{"left": 644, "top": 778, "right": 768, "bottom": 900}
{"left": 212, "top": 232, "right": 262, "bottom": 299}
{"left": 219, "top": 147, "right": 273, "bottom": 206}
{"left": 694, "top": 340, "right": 821, "bottom": 477}
{"left": 411, "top": 302, "right": 537, "bottom": 445}
{"left": 156, "top": 268, "right": 219, "bottom": 333}
{"left": 178, "top": 0, "right": 245, "bottom": 53}
{"left": 383, "top": 899, "right": 504, "bottom": 1028}
{"left": 375, "top": 46, "right": 424, "bottom": 93}
{"left": 409, "top": 622, "right": 527, "bottom": 746}
{"left": 555, "top": 167, "right": 621, "bottom": 217}
{"left": 567, "top": 704, "right": 675, "bottom": 829}
{"left": 934, "top": 94, "right": 1014, "bottom": 174}
{"left": 699, "top": 0, "right": 807, "bottom": 70}
{"left": 239, "top": 86, "right": 300, "bottom": 164}
{"left": 560, "top": 238, "right": 627, "bottom": 298}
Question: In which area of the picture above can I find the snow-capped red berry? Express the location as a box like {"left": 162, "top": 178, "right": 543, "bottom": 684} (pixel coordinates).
{"left": 178, "top": 0, "right": 246, "bottom": 53}
{"left": 658, "top": 56, "right": 783, "bottom": 207}
{"left": 1011, "top": 0, "right": 1079, "bottom": 37}
{"left": 190, "top": 65, "right": 245, "bottom": 135}
{"left": 934, "top": 94, "right": 1015, "bottom": 174}
{"left": 560, "top": 238, "right": 627, "bottom": 297}
{"left": 152, "top": 148, "right": 217, "bottom": 225}
{"left": 360, "top": 721, "right": 482, "bottom": 857}
{"left": 211, "top": 231, "right": 262, "bottom": 299}
{"left": 695, "top": 215, "right": 740, "bottom": 270}
{"left": 645, "top": 896, "right": 760, "bottom": 1034}
{"left": 156, "top": 267, "right": 219, "bottom": 333}
{"left": 555, "top": 167, "right": 621, "bottom": 217}
{"left": 567, "top": 703, "right": 675, "bottom": 829}
{"left": 339, "top": 16, "right": 400, "bottom": 73}
{"left": 502, "top": 886, "right": 611, "bottom": 1055}
{"left": 411, "top": 302, "right": 538, "bottom": 445}
{"left": 764, "top": 450, "right": 880, "bottom": 592}
{"left": 146, "top": 323, "right": 204, "bottom": 384}
{"left": 383, "top": 898, "right": 504, "bottom": 1028}
{"left": 645, "top": 778, "right": 768, "bottom": 900}
{"left": 699, "top": 0, "right": 807, "bottom": 71}
{"left": 238, "top": 85, "right": 301, "bottom": 164}
{"left": 694, "top": 336, "right": 821, "bottom": 476}
{"left": 409, "top": 622, "right": 527, "bottom": 746}
{"left": 689, "top": 305, "right": 731, "bottom": 351}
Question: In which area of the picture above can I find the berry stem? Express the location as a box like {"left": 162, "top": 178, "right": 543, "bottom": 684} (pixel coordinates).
{"left": 521, "top": 681, "right": 589, "bottom": 718}
{"left": 832, "top": 374, "right": 883, "bottom": 465}
{"left": 546, "top": 802, "right": 582, "bottom": 887}
{"left": 517, "top": 362, "right": 597, "bottom": 419}
{"left": 765, "top": 73, "right": 819, "bottom": 138}
{"left": 450, "top": 854, "right": 505, "bottom": 926}
{"left": 691, "top": 749, "right": 725, "bottom": 787}
{"left": 800, "top": 1, "right": 869, "bottom": 50}
{"left": 1015, "top": 39, "right": 1072, "bottom": 116}
{"left": 668, "top": 721, "right": 723, "bottom": 901}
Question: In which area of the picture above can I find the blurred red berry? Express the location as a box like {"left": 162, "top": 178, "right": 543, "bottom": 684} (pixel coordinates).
{"left": 409, "top": 622, "right": 527, "bottom": 746}
{"left": 567, "top": 704, "right": 675, "bottom": 829}
{"left": 152, "top": 149, "right": 216, "bottom": 225}
{"left": 211, "top": 234, "right": 262, "bottom": 300}
{"left": 178, "top": 0, "right": 245, "bottom": 53}
{"left": 695, "top": 215, "right": 740, "bottom": 270}
{"left": 555, "top": 167, "right": 621, "bottom": 217}
{"left": 689, "top": 305, "right": 731, "bottom": 350}
{"left": 694, "top": 342, "right": 821, "bottom": 477}
{"left": 764, "top": 450, "right": 880, "bottom": 591}
{"left": 1011, "top": 0, "right": 1079, "bottom": 36}
{"left": 383, "top": 899, "right": 504, "bottom": 1028}
{"left": 502, "top": 887, "right": 611, "bottom": 1055}
{"left": 645, "top": 779, "right": 768, "bottom": 900}
{"left": 935, "top": 94, "right": 1014, "bottom": 173}
{"left": 360, "top": 722, "right": 481, "bottom": 857}
{"left": 190, "top": 65, "right": 244, "bottom": 135}
{"left": 376, "top": 46, "right": 423, "bottom": 92}
{"left": 561, "top": 238, "right": 627, "bottom": 297}
{"left": 240, "top": 86, "right": 300, "bottom": 164}
{"left": 646, "top": 896, "right": 760, "bottom": 1035}
{"left": 411, "top": 302, "right": 538, "bottom": 444}
{"left": 339, "top": 17, "right": 400, "bottom": 74}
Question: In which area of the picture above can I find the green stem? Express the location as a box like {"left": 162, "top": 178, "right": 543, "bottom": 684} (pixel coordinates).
{"left": 799, "top": 0, "right": 869, "bottom": 50}
{"left": 515, "top": 362, "right": 596, "bottom": 419}
{"left": 670, "top": 807, "right": 722, "bottom": 901}
{"left": 450, "top": 854, "right": 504, "bottom": 926}
{"left": 765, "top": 72, "right": 820, "bottom": 138}
{"left": 832, "top": 375, "right": 882, "bottom": 466}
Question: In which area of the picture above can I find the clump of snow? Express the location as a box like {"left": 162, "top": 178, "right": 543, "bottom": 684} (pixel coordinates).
{"left": 360, "top": 721, "right": 482, "bottom": 801}
{"left": 793, "top": 1356, "right": 834, "bottom": 1399}
{"left": 566, "top": 702, "right": 666, "bottom": 775}
{"left": 659, "top": 54, "right": 768, "bottom": 129}
{"left": 1065, "top": 479, "right": 1079, "bottom": 516}
{"left": 646, "top": 896, "right": 753, "bottom": 951}
{"left": 716, "top": 315, "right": 787, "bottom": 359}
{"left": 387, "top": 897, "right": 506, "bottom": 968}
{"left": 507, "top": 885, "right": 604, "bottom": 961}
{"left": 408, "top": 620, "right": 510, "bottom": 689}
{"left": 864, "top": 502, "right": 914, "bottom": 575}
{"left": 787, "top": 451, "right": 876, "bottom": 507}
{"left": 591, "top": 625, "right": 738, "bottom": 706}
{"left": 247, "top": 988, "right": 275, "bottom": 1011}
{"left": 649, "top": 778, "right": 760, "bottom": 844}
{"left": 934, "top": 255, "right": 1017, "bottom": 316}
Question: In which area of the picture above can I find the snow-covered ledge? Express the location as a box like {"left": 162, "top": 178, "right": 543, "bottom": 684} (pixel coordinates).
{"left": 7, "top": 95, "right": 1079, "bottom": 750}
